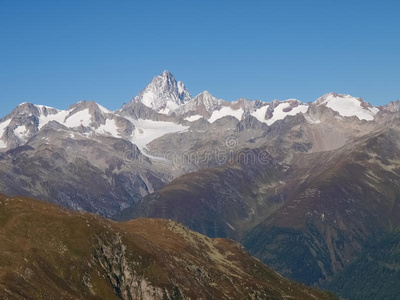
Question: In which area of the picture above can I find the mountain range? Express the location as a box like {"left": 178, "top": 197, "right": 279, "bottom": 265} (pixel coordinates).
{"left": 1, "top": 70, "right": 400, "bottom": 299}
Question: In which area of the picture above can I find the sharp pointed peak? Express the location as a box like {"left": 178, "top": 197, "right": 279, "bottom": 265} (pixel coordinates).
{"left": 196, "top": 90, "right": 218, "bottom": 98}
{"left": 67, "top": 100, "right": 110, "bottom": 114}
{"left": 161, "top": 70, "right": 173, "bottom": 76}
{"left": 200, "top": 90, "right": 211, "bottom": 96}
{"left": 127, "top": 70, "right": 191, "bottom": 111}
{"left": 192, "top": 91, "right": 218, "bottom": 102}
{"left": 159, "top": 70, "right": 175, "bottom": 80}
{"left": 16, "top": 102, "right": 36, "bottom": 108}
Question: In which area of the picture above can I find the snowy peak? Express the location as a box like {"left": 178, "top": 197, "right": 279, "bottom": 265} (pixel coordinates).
{"left": 132, "top": 70, "right": 192, "bottom": 114}
{"left": 0, "top": 103, "right": 61, "bottom": 148}
{"left": 0, "top": 101, "right": 128, "bottom": 150}
{"left": 314, "top": 93, "right": 379, "bottom": 121}
{"left": 231, "top": 98, "right": 263, "bottom": 111}
{"left": 189, "top": 91, "right": 223, "bottom": 112}
{"left": 68, "top": 101, "right": 112, "bottom": 114}
{"left": 1, "top": 102, "right": 41, "bottom": 122}
{"left": 174, "top": 91, "right": 225, "bottom": 121}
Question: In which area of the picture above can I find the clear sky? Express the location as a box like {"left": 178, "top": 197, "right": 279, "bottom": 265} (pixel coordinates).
{"left": 1, "top": 0, "right": 399, "bottom": 117}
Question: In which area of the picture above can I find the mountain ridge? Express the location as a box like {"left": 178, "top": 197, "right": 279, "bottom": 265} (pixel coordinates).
{"left": 0, "top": 194, "right": 337, "bottom": 300}
{"left": 1, "top": 71, "right": 396, "bottom": 153}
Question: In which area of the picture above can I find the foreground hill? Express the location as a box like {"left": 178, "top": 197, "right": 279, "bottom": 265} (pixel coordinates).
{"left": 0, "top": 194, "right": 335, "bottom": 300}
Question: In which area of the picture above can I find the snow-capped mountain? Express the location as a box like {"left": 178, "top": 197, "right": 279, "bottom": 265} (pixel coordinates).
{"left": 0, "top": 101, "right": 138, "bottom": 150}
{"left": 174, "top": 91, "right": 224, "bottom": 120}
{"left": 126, "top": 70, "right": 191, "bottom": 114}
{"left": 313, "top": 92, "right": 379, "bottom": 121}
{"left": 1, "top": 72, "right": 390, "bottom": 153}
{"left": 172, "top": 90, "right": 310, "bottom": 125}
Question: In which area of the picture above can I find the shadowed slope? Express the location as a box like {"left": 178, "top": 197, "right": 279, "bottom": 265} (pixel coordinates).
{"left": 0, "top": 194, "right": 336, "bottom": 300}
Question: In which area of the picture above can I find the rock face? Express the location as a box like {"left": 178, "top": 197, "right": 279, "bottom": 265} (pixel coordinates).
{"left": 380, "top": 100, "right": 400, "bottom": 112}
{"left": 0, "top": 195, "right": 336, "bottom": 300}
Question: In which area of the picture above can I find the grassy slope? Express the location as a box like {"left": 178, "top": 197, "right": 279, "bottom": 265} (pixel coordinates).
{"left": 0, "top": 194, "right": 336, "bottom": 300}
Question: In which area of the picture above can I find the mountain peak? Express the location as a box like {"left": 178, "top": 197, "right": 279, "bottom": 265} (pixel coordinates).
{"left": 161, "top": 70, "right": 173, "bottom": 77}
{"left": 193, "top": 91, "right": 216, "bottom": 100}
{"left": 381, "top": 100, "right": 400, "bottom": 113}
{"left": 193, "top": 91, "right": 221, "bottom": 107}
{"left": 130, "top": 71, "right": 192, "bottom": 114}
{"left": 314, "top": 92, "right": 378, "bottom": 121}
{"left": 67, "top": 100, "right": 112, "bottom": 114}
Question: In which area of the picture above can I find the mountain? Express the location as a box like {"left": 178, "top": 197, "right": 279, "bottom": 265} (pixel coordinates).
{"left": 242, "top": 122, "right": 400, "bottom": 285}
{"left": 313, "top": 93, "right": 379, "bottom": 121}
{"left": 0, "top": 101, "right": 133, "bottom": 150}
{"left": 116, "top": 93, "right": 400, "bottom": 297}
{"left": 173, "top": 90, "right": 224, "bottom": 120}
{"left": 0, "top": 194, "right": 336, "bottom": 300}
{"left": 1, "top": 71, "right": 400, "bottom": 298}
{"left": 122, "top": 70, "right": 191, "bottom": 115}
{"left": 381, "top": 100, "right": 400, "bottom": 113}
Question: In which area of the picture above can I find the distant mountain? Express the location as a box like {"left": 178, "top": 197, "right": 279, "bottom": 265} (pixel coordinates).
{"left": 173, "top": 90, "right": 224, "bottom": 120}
{"left": 122, "top": 70, "right": 192, "bottom": 114}
{"left": 380, "top": 100, "right": 400, "bottom": 112}
{"left": 0, "top": 194, "right": 336, "bottom": 300}
{"left": 0, "top": 101, "right": 133, "bottom": 150}
{"left": 313, "top": 92, "right": 379, "bottom": 121}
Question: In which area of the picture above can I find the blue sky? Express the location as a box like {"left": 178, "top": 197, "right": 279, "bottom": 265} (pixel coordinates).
{"left": 1, "top": 0, "right": 399, "bottom": 117}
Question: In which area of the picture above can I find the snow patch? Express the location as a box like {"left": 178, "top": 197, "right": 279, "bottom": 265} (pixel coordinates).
{"left": 304, "top": 115, "right": 321, "bottom": 124}
{"left": 38, "top": 109, "right": 69, "bottom": 129}
{"left": 251, "top": 105, "right": 269, "bottom": 122}
{"left": 185, "top": 115, "right": 203, "bottom": 122}
{"left": 14, "top": 125, "right": 29, "bottom": 140}
{"left": 130, "top": 119, "right": 188, "bottom": 153}
{"left": 97, "top": 104, "right": 112, "bottom": 114}
{"left": 0, "top": 119, "right": 9, "bottom": 148}
{"left": 0, "top": 119, "right": 11, "bottom": 135}
{"left": 177, "top": 82, "right": 185, "bottom": 95}
{"left": 319, "top": 94, "right": 377, "bottom": 121}
{"left": 208, "top": 107, "right": 244, "bottom": 123}
{"left": 140, "top": 91, "right": 156, "bottom": 109}
{"left": 64, "top": 109, "right": 92, "bottom": 127}
{"left": 96, "top": 119, "right": 120, "bottom": 138}
{"left": 266, "top": 103, "right": 308, "bottom": 125}
{"left": 158, "top": 100, "right": 181, "bottom": 115}
{"left": 251, "top": 102, "right": 308, "bottom": 125}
